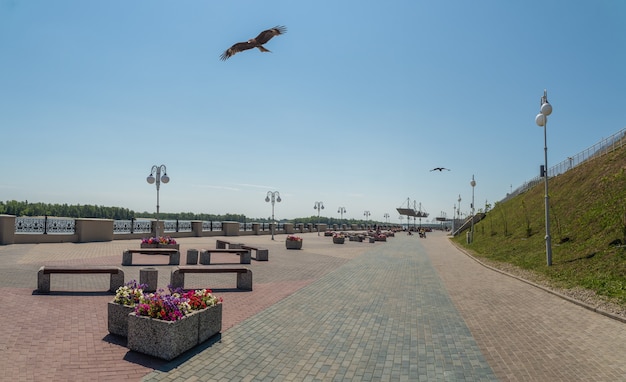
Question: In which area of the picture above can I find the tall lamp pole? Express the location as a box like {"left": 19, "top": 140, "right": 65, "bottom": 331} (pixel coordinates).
{"left": 337, "top": 207, "right": 347, "bottom": 227}
{"left": 535, "top": 89, "right": 553, "bottom": 266}
{"left": 363, "top": 210, "right": 371, "bottom": 229}
{"left": 314, "top": 201, "right": 324, "bottom": 235}
{"left": 146, "top": 164, "right": 169, "bottom": 238}
{"left": 265, "top": 191, "right": 281, "bottom": 240}
{"left": 383, "top": 213, "right": 390, "bottom": 224}
{"left": 452, "top": 205, "right": 456, "bottom": 233}
{"left": 469, "top": 175, "right": 476, "bottom": 243}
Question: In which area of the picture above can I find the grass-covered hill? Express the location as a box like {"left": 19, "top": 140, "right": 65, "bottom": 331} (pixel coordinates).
{"left": 453, "top": 141, "right": 626, "bottom": 305}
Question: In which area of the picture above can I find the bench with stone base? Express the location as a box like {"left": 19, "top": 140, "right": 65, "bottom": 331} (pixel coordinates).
{"left": 215, "top": 239, "right": 243, "bottom": 249}
{"left": 241, "top": 245, "right": 269, "bottom": 261}
{"left": 122, "top": 248, "right": 180, "bottom": 266}
{"left": 199, "top": 249, "right": 251, "bottom": 265}
{"left": 170, "top": 266, "right": 252, "bottom": 291}
{"left": 37, "top": 265, "right": 124, "bottom": 294}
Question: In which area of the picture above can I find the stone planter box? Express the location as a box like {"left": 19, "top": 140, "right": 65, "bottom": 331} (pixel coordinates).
{"left": 285, "top": 240, "right": 302, "bottom": 250}
{"left": 198, "top": 303, "right": 222, "bottom": 343}
{"left": 369, "top": 237, "right": 376, "bottom": 243}
{"left": 128, "top": 311, "right": 200, "bottom": 361}
{"left": 332, "top": 237, "right": 345, "bottom": 244}
{"left": 108, "top": 302, "right": 134, "bottom": 337}
{"left": 127, "top": 304, "right": 222, "bottom": 361}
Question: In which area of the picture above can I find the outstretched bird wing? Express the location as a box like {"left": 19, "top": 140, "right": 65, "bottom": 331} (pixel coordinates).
{"left": 254, "top": 25, "right": 287, "bottom": 45}
{"left": 220, "top": 26, "right": 287, "bottom": 60}
{"left": 430, "top": 167, "right": 450, "bottom": 171}
{"left": 220, "top": 42, "right": 255, "bottom": 61}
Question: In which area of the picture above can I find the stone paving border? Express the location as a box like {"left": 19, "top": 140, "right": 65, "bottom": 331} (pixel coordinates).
{"left": 422, "top": 233, "right": 626, "bottom": 381}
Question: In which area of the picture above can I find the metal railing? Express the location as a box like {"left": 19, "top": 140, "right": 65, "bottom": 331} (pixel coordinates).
{"left": 504, "top": 127, "right": 626, "bottom": 202}
{"left": 15, "top": 216, "right": 76, "bottom": 234}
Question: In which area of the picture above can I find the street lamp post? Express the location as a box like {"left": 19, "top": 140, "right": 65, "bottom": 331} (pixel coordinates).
{"left": 265, "top": 191, "right": 281, "bottom": 240}
{"left": 363, "top": 210, "right": 371, "bottom": 229}
{"left": 314, "top": 201, "right": 324, "bottom": 235}
{"left": 146, "top": 164, "right": 170, "bottom": 238}
{"left": 452, "top": 205, "right": 456, "bottom": 233}
{"left": 383, "top": 213, "right": 390, "bottom": 225}
{"left": 337, "top": 207, "right": 347, "bottom": 227}
{"left": 469, "top": 175, "right": 476, "bottom": 243}
{"left": 535, "top": 89, "right": 553, "bottom": 266}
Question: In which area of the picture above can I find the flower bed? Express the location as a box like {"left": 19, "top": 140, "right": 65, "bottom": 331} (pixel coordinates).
{"left": 108, "top": 280, "right": 146, "bottom": 337}
{"left": 332, "top": 233, "right": 345, "bottom": 244}
{"left": 115, "top": 285, "right": 222, "bottom": 360}
{"left": 141, "top": 236, "right": 180, "bottom": 249}
{"left": 285, "top": 235, "right": 303, "bottom": 250}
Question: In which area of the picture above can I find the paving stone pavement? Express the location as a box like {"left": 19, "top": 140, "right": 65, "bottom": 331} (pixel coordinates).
{"left": 0, "top": 231, "right": 624, "bottom": 381}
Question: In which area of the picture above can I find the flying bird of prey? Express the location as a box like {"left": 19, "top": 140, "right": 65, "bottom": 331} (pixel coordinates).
{"left": 220, "top": 26, "right": 287, "bottom": 61}
{"left": 430, "top": 167, "right": 451, "bottom": 172}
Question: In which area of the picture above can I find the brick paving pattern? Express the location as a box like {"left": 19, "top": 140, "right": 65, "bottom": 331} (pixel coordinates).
{"left": 0, "top": 231, "right": 624, "bottom": 381}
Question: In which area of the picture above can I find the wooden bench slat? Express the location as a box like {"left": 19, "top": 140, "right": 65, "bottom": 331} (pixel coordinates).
{"left": 204, "top": 249, "right": 249, "bottom": 253}
{"left": 122, "top": 249, "right": 180, "bottom": 266}
{"left": 43, "top": 267, "right": 121, "bottom": 274}
{"left": 37, "top": 266, "right": 125, "bottom": 294}
{"left": 177, "top": 266, "right": 248, "bottom": 274}
{"left": 126, "top": 248, "right": 178, "bottom": 254}
{"left": 198, "top": 248, "right": 251, "bottom": 265}
{"left": 171, "top": 266, "right": 252, "bottom": 290}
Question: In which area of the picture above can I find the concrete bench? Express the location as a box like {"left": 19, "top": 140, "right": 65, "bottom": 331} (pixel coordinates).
{"left": 199, "top": 249, "right": 251, "bottom": 265}
{"left": 215, "top": 239, "right": 243, "bottom": 249}
{"left": 122, "top": 248, "right": 180, "bottom": 266}
{"left": 170, "top": 266, "right": 252, "bottom": 291}
{"left": 37, "top": 265, "right": 124, "bottom": 294}
{"left": 241, "top": 245, "right": 269, "bottom": 261}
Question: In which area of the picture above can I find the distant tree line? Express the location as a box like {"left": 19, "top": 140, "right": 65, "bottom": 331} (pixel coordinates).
{"left": 0, "top": 200, "right": 247, "bottom": 222}
{"left": 0, "top": 200, "right": 136, "bottom": 220}
{"left": 0, "top": 200, "right": 385, "bottom": 225}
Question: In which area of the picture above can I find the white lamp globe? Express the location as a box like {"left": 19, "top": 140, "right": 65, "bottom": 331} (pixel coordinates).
{"left": 147, "top": 175, "right": 155, "bottom": 184}
{"left": 535, "top": 113, "right": 546, "bottom": 127}
{"left": 161, "top": 174, "right": 170, "bottom": 183}
{"left": 540, "top": 102, "right": 552, "bottom": 116}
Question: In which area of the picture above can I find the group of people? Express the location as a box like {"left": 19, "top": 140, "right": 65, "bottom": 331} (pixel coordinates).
{"left": 406, "top": 228, "right": 428, "bottom": 238}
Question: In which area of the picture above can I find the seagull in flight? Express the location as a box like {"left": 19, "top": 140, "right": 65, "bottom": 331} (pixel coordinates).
{"left": 430, "top": 167, "right": 451, "bottom": 172}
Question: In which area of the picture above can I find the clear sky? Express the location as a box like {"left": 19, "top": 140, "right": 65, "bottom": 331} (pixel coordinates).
{"left": 1, "top": 1, "right": 625, "bottom": 222}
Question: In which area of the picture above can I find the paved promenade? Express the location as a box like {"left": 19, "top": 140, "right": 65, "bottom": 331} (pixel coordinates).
{"left": 0, "top": 231, "right": 624, "bottom": 381}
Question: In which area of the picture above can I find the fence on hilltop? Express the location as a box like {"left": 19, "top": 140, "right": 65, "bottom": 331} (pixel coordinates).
{"left": 501, "top": 127, "right": 626, "bottom": 203}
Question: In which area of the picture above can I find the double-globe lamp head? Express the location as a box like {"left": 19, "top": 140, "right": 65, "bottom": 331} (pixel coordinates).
{"left": 535, "top": 100, "right": 553, "bottom": 127}
{"left": 146, "top": 173, "right": 169, "bottom": 184}
{"left": 265, "top": 195, "right": 281, "bottom": 203}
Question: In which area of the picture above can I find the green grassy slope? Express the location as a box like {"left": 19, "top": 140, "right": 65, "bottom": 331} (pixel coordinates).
{"left": 453, "top": 143, "right": 626, "bottom": 303}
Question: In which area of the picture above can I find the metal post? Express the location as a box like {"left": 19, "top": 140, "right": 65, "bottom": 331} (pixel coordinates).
{"left": 536, "top": 89, "right": 553, "bottom": 266}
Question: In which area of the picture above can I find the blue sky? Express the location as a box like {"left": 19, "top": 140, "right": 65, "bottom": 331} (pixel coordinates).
{"left": 1, "top": 1, "right": 625, "bottom": 222}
